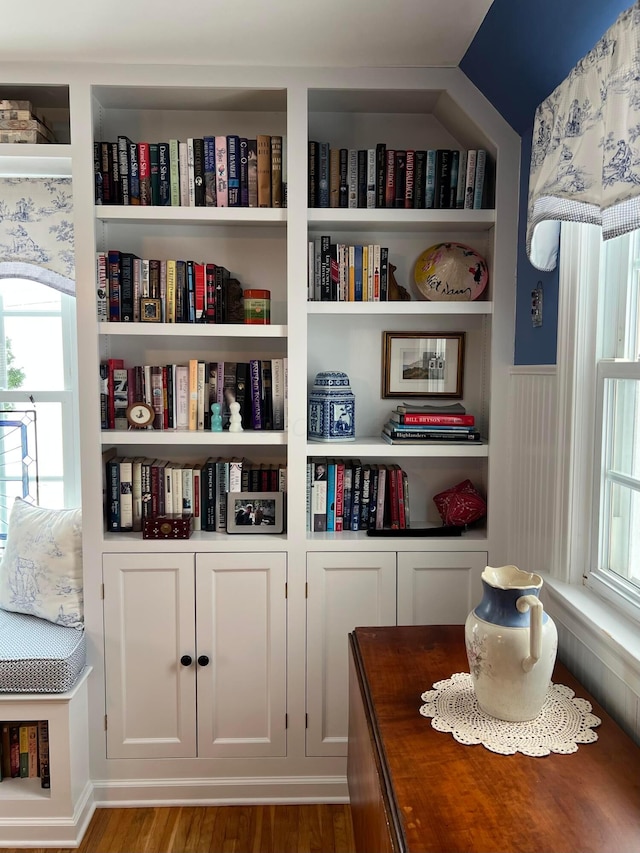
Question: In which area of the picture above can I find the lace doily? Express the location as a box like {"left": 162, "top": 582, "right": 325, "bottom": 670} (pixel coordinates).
{"left": 419, "top": 672, "right": 601, "bottom": 756}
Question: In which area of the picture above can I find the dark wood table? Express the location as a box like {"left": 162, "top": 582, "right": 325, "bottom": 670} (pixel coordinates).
{"left": 347, "top": 625, "right": 640, "bottom": 853}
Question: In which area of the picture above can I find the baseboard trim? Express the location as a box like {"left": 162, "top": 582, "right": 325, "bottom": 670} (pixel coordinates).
{"left": 92, "top": 775, "right": 349, "bottom": 806}
{"left": 0, "top": 782, "right": 95, "bottom": 848}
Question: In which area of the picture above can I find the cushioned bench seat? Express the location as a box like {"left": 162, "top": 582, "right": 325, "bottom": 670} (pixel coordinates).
{"left": 0, "top": 608, "right": 86, "bottom": 693}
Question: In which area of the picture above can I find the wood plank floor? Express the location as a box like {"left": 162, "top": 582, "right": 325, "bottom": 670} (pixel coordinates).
{"left": 4, "top": 804, "right": 356, "bottom": 853}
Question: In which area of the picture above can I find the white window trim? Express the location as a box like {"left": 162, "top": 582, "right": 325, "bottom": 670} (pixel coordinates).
{"left": 545, "top": 220, "right": 640, "bottom": 688}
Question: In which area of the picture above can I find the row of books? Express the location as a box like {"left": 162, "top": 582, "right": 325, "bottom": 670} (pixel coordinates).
{"left": 382, "top": 404, "right": 481, "bottom": 445}
{"left": 308, "top": 238, "right": 390, "bottom": 302}
{"left": 101, "top": 358, "right": 287, "bottom": 433}
{"left": 308, "top": 142, "right": 490, "bottom": 210}
{"left": 0, "top": 720, "right": 49, "bottom": 787}
{"left": 94, "top": 135, "right": 285, "bottom": 208}
{"left": 308, "top": 458, "right": 410, "bottom": 532}
{"left": 97, "top": 251, "right": 245, "bottom": 325}
{"left": 105, "top": 453, "right": 286, "bottom": 533}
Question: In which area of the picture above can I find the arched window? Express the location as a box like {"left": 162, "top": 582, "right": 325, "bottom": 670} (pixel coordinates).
{"left": 0, "top": 262, "right": 79, "bottom": 530}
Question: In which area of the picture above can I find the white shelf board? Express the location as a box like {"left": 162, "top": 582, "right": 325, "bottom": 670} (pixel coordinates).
{"left": 102, "top": 430, "right": 287, "bottom": 446}
{"left": 95, "top": 206, "right": 287, "bottom": 226}
{"left": 307, "top": 208, "right": 495, "bottom": 233}
{"left": 0, "top": 143, "right": 72, "bottom": 177}
{"left": 305, "top": 529, "right": 488, "bottom": 551}
{"left": 101, "top": 532, "right": 288, "bottom": 551}
{"left": 99, "top": 322, "right": 288, "bottom": 337}
{"left": 307, "top": 301, "right": 492, "bottom": 315}
{"left": 306, "top": 437, "right": 488, "bottom": 457}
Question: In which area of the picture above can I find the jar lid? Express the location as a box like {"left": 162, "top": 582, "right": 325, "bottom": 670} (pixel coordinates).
{"left": 244, "top": 289, "right": 271, "bottom": 297}
{"left": 313, "top": 371, "right": 351, "bottom": 388}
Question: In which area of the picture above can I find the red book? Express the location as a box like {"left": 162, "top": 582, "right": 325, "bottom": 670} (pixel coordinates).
{"left": 396, "top": 466, "right": 406, "bottom": 529}
{"left": 205, "top": 263, "right": 216, "bottom": 323}
{"left": 391, "top": 412, "right": 475, "bottom": 426}
{"left": 404, "top": 150, "right": 415, "bottom": 209}
{"left": 162, "top": 366, "right": 169, "bottom": 430}
{"left": 194, "top": 262, "right": 205, "bottom": 321}
{"left": 387, "top": 464, "right": 400, "bottom": 530}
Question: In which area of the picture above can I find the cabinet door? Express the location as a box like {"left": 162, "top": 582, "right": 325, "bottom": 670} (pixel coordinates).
{"left": 306, "top": 551, "right": 396, "bottom": 757}
{"left": 103, "top": 553, "right": 196, "bottom": 759}
{"left": 397, "top": 551, "right": 487, "bottom": 625}
{"left": 195, "top": 552, "right": 287, "bottom": 758}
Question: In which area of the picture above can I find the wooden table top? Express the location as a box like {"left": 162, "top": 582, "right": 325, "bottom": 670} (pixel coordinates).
{"left": 350, "top": 625, "right": 640, "bottom": 853}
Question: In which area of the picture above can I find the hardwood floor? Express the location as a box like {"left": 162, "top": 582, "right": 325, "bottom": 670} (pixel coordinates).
{"left": 4, "top": 804, "right": 356, "bottom": 853}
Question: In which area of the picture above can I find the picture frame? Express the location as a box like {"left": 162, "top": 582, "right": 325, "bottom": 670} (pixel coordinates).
{"left": 226, "top": 491, "right": 285, "bottom": 534}
{"left": 382, "top": 331, "right": 465, "bottom": 398}
{"left": 140, "top": 297, "right": 162, "bottom": 322}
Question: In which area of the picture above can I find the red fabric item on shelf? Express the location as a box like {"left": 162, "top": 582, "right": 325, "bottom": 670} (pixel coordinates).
{"left": 433, "top": 479, "right": 487, "bottom": 527}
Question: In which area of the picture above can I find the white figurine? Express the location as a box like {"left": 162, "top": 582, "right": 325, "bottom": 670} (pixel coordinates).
{"left": 229, "top": 400, "right": 244, "bottom": 432}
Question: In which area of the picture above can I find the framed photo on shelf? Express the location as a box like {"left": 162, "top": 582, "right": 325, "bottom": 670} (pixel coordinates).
{"left": 382, "top": 331, "right": 465, "bottom": 398}
{"left": 226, "top": 491, "right": 284, "bottom": 534}
{"left": 140, "top": 297, "right": 162, "bottom": 322}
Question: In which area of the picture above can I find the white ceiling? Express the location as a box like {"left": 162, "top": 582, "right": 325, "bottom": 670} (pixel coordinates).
{"left": 2, "top": 0, "right": 493, "bottom": 68}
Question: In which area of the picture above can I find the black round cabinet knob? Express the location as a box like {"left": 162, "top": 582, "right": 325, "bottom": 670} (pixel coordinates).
{"left": 197, "top": 655, "right": 210, "bottom": 667}
{"left": 180, "top": 654, "right": 193, "bottom": 667}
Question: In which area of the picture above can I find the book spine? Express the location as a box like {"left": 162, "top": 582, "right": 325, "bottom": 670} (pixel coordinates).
{"left": 106, "top": 455, "right": 120, "bottom": 531}
{"left": 424, "top": 149, "right": 436, "bottom": 208}
{"left": 456, "top": 149, "right": 468, "bottom": 209}
{"left": 119, "top": 459, "right": 133, "bottom": 530}
{"left": 334, "top": 461, "right": 345, "bottom": 531}
{"left": 473, "top": 149, "right": 487, "bottom": 209}
{"left": 385, "top": 149, "right": 395, "bottom": 208}
{"left": 250, "top": 359, "right": 263, "bottom": 429}
{"left": 394, "top": 151, "right": 406, "bottom": 208}
{"left": 339, "top": 148, "right": 349, "bottom": 208}
{"left": 449, "top": 149, "right": 460, "bottom": 208}
{"left": 117, "top": 135, "right": 130, "bottom": 205}
{"left": 120, "top": 253, "right": 134, "bottom": 322}
{"left": 247, "top": 138, "right": 258, "bottom": 207}
{"left": 366, "top": 148, "right": 376, "bottom": 208}
{"left": 464, "top": 149, "right": 477, "bottom": 209}
{"left": 380, "top": 247, "right": 389, "bottom": 301}
{"left": 110, "top": 142, "right": 121, "bottom": 204}
{"left": 404, "top": 150, "right": 415, "bottom": 208}
{"left": 348, "top": 149, "right": 358, "bottom": 209}
{"left": 158, "top": 142, "right": 170, "bottom": 205}
{"left": 96, "top": 252, "right": 108, "bottom": 321}
{"left": 169, "top": 139, "right": 180, "bottom": 206}
{"left": 357, "top": 149, "right": 367, "bottom": 208}
{"left": 308, "top": 140, "right": 318, "bottom": 207}
{"left": 375, "top": 143, "right": 386, "bottom": 208}
{"left": 193, "top": 137, "right": 205, "bottom": 206}
{"left": 312, "top": 459, "right": 327, "bottom": 532}
{"left": 239, "top": 137, "right": 249, "bottom": 206}
{"left": 329, "top": 147, "right": 340, "bottom": 208}
{"left": 138, "top": 142, "right": 151, "bottom": 205}
{"left": 394, "top": 413, "right": 475, "bottom": 425}
{"left": 94, "top": 141, "right": 103, "bottom": 203}
{"left": 179, "top": 141, "right": 189, "bottom": 206}
{"left": 38, "top": 720, "right": 50, "bottom": 788}
{"left": 271, "top": 135, "right": 283, "bottom": 208}
{"left": 434, "top": 149, "right": 451, "bottom": 209}
{"left": 150, "top": 143, "right": 160, "bottom": 204}
{"left": 318, "top": 142, "right": 330, "bottom": 208}
{"left": 257, "top": 135, "right": 271, "bottom": 207}
{"left": 227, "top": 134, "right": 240, "bottom": 206}
{"left": 413, "top": 150, "right": 426, "bottom": 209}
{"left": 326, "top": 461, "right": 336, "bottom": 531}
{"left": 204, "top": 135, "right": 217, "bottom": 207}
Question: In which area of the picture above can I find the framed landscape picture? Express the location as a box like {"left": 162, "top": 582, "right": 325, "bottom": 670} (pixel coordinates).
{"left": 382, "top": 331, "right": 465, "bottom": 398}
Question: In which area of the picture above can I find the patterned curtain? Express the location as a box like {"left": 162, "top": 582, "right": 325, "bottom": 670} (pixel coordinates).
{"left": 527, "top": 1, "right": 640, "bottom": 271}
{"left": 0, "top": 178, "right": 74, "bottom": 293}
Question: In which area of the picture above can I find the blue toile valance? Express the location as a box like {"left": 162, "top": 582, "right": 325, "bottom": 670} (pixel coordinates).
{"left": 527, "top": 1, "right": 640, "bottom": 271}
{"left": 0, "top": 177, "right": 75, "bottom": 292}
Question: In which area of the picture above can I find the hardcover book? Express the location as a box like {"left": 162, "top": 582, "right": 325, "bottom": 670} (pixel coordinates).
{"left": 204, "top": 136, "right": 217, "bottom": 206}
{"left": 271, "top": 135, "right": 283, "bottom": 208}
{"left": 257, "top": 134, "right": 271, "bottom": 207}
{"left": 239, "top": 137, "right": 249, "bottom": 206}
{"left": 247, "top": 138, "right": 258, "bottom": 207}
{"left": 158, "top": 142, "right": 171, "bottom": 205}
{"left": 227, "top": 134, "right": 240, "bottom": 206}
{"left": 138, "top": 142, "right": 151, "bottom": 205}
{"left": 193, "top": 137, "right": 206, "bottom": 206}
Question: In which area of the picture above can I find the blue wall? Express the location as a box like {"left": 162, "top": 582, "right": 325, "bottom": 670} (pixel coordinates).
{"left": 460, "top": 0, "right": 632, "bottom": 364}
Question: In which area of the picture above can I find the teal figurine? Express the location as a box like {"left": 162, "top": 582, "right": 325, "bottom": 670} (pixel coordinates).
{"left": 211, "top": 402, "right": 223, "bottom": 432}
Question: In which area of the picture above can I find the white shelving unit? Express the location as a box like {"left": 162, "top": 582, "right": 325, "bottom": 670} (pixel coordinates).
{"left": 0, "top": 62, "right": 519, "bottom": 845}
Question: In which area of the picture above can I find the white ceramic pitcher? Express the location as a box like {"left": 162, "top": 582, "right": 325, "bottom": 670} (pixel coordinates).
{"left": 465, "top": 565, "right": 558, "bottom": 722}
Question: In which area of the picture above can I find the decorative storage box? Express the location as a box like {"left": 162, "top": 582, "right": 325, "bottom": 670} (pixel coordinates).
{"left": 143, "top": 514, "right": 193, "bottom": 539}
{"left": 308, "top": 371, "right": 356, "bottom": 442}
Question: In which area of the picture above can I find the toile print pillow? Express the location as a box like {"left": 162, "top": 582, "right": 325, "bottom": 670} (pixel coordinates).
{"left": 0, "top": 498, "right": 83, "bottom": 629}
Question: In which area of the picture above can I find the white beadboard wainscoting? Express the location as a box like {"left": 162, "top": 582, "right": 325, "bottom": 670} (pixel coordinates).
{"left": 507, "top": 366, "right": 640, "bottom": 744}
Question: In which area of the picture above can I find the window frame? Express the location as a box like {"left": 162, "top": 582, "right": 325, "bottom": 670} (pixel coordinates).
{"left": 0, "top": 266, "right": 80, "bottom": 509}
{"left": 558, "top": 223, "right": 640, "bottom": 624}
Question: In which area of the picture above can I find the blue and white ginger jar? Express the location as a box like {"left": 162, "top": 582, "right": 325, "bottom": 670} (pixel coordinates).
{"left": 308, "top": 371, "right": 356, "bottom": 442}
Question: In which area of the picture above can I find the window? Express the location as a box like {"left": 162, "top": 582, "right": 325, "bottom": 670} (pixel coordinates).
{"left": 589, "top": 231, "right": 640, "bottom": 619}
{"left": 0, "top": 274, "right": 79, "bottom": 530}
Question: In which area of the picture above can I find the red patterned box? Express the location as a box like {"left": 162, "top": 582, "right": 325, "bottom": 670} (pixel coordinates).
{"left": 143, "top": 514, "right": 193, "bottom": 539}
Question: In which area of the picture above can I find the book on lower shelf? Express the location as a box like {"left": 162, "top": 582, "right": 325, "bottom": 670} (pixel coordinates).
{"left": 0, "top": 720, "right": 50, "bottom": 787}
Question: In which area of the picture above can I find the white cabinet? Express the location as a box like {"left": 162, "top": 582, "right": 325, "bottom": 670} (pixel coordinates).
{"left": 103, "top": 551, "right": 286, "bottom": 760}
{"left": 397, "top": 551, "right": 486, "bottom": 625}
{"left": 305, "top": 551, "right": 396, "bottom": 757}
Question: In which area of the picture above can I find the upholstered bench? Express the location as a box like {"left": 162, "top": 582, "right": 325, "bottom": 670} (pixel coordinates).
{"left": 0, "top": 607, "right": 86, "bottom": 693}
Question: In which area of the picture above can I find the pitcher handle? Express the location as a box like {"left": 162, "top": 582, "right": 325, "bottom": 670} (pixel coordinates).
{"left": 516, "top": 594, "right": 543, "bottom": 672}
